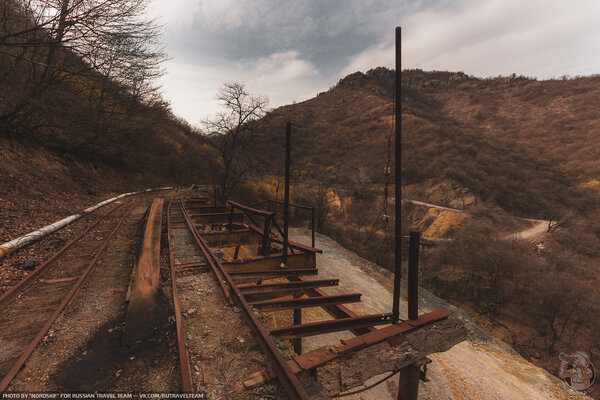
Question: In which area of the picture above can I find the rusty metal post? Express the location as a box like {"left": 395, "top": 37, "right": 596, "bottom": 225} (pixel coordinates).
{"left": 408, "top": 231, "right": 420, "bottom": 320}
{"left": 293, "top": 292, "right": 302, "bottom": 354}
{"left": 397, "top": 364, "right": 420, "bottom": 400}
{"left": 283, "top": 122, "right": 291, "bottom": 265}
{"left": 392, "top": 26, "right": 402, "bottom": 323}
{"left": 228, "top": 204, "right": 235, "bottom": 231}
{"left": 311, "top": 206, "right": 316, "bottom": 248}
{"left": 263, "top": 215, "right": 271, "bottom": 256}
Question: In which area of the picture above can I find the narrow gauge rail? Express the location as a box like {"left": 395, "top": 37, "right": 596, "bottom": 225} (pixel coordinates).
{"left": 0, "top": 200, "right": 133, "bottom": 392}
{"left": 167, "top": 187, "right": 456, "bottom": 400}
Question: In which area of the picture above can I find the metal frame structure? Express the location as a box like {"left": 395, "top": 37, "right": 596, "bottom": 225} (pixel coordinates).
{"left": 165, "top": 184, "right": 446, "bottom": 399}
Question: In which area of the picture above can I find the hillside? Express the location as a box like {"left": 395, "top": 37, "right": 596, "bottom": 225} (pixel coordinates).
{"left": 0, "top": 0, "right": 219, "bottom": 229}
{"left": 250, "top": 68, "right": 598, "bottom": 219}
{"left": 243, "top": 69, "right": 600, "bottom": 397}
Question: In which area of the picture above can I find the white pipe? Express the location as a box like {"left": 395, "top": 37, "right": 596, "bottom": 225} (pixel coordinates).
{"left": 0, "top": 186, "right": 172, "bottom": 259}
{"left": 0, "top": 214, "right": 82, "bottom": 258}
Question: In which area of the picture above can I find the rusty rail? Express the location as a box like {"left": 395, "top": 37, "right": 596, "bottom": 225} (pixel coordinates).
{"left": 0, "top": 203, "right": 133, "bottom": 393}
{"left": 0, "top": 202, "right": 126, "bottom": 309}
{"left": 166, "top": 197, "right": 194, "bottom": 392}
{"left": 181, "top": 200, "right": 311, "bottom": 400}
{"left": 177, "top": 192, "right": 436, "bottom": 399}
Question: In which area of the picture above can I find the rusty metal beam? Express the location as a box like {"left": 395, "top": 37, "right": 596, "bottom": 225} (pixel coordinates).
{"left": 270, "top": 314, "right": 393, "bottom": 340}
{"left": 123, "top": 199, "right": 164, "bottom": 344}
{"left": 393, "top": 25, "right": 402, "bottom": 323}
{"left": 223, "top": 252, "right": 315, "bottom": 272}
{"left": 167, "top": 198, "right": 194, "bottom": 393}
{"left": 183, "top": 202, "right": 311, "bottom": 400}
{"left": 185, "top": 205, "right": 228, "bottom": 213}
{"left": 248, "top": 225, "right": 322, "bottom": 254}
{"left": 181, "top": 202, "right": 232, "bottom": 304}
{"left": 190, "top": 212, "right": 244, "bottom": 225}
{"left": 289, "top": 309, "right": 452, "bottom": 372}
{"left": 229, "top": 268, "right": 318, "bottom": 283}
{"left": 228, "top": 200, "right": 276, "bottom": 218}
{"left": 202, "top": 229, "right": 260, "bottom": 247}
{"left": 292, "top": 276, "right": 375, "bottom": 336}
{"left": 397, "top": 365, "right": 420, "bottom": 400}
{"left": 175, "top": 262, "right": 208, "bottom": 269}
{"left": 267, "top": 199, "right": 313, "bottom": 211}
{"left": 185, "top": 197, "right": 210, "bottom": 204}
{"left": 250, "top": 293, "right": 361, "bottom": 312}
{"left": 239, "top": 279, "right": 339, "bottom": 295}
{"left": 283, "top": 121, "right": 291, "bottom": 266}
{"left": 241, "top": 310, "right": 458, "bottom": 393}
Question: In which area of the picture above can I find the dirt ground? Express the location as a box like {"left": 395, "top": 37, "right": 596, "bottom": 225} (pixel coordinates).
{"left": 289, "top": 227, "right": 591, "bottom": 400}
{"left": 0, "top": 135, "right": 173, "bottom": 295}
{"left": 2, "top": 193, "right": 181, "bottom": 394}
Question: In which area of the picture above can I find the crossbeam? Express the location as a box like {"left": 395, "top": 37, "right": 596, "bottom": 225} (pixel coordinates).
{"left": 270, "top": 314, "right": 393, "bottom": 339}
{"left": 239, "top": 279, "right": 339, "bottom": 295}
{"left": 185, "top": 205, "right": 228, "bottom": 213}
{"left": 202, "top": 229, "right": 260, "bottom": 247}
{"left": 223, "top": 252, "right": 315, "bottom": 272}
{"left": 190, "top": 211, "right": 244, "bottom": 225}
{"left": 250, "top": 293, "right": 361, "bottom": 312}
{"left": 229, "top": 268, "right": 318, "bottom": 283}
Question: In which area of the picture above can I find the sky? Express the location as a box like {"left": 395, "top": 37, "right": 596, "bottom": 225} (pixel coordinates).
{"left": 148, "top": 0, "right": 600, "bottom": 123}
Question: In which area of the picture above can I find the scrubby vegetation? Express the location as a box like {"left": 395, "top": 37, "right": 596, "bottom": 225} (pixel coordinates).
{"left": 249, "top": 67, "right": 597, "bottom": 219}
{"left": 243, "top": 67, "right": 600, "bottom": 392}
{"left": 422, "top": 217, "right": 600, "bottom": 382}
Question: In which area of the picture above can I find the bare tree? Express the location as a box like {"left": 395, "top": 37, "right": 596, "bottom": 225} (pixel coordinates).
{"left": 202, "top": 82, "right": 268, "bottom": 203}
{"left": 0, "top": 0, "right": 166, "bottom": 134}
{"left": 547, "top": 211, "right": 572, "bottom": 232}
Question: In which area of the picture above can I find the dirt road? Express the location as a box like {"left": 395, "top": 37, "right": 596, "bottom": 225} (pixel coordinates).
{"left": 405, "top": 198, "right": 549, "bottom": 240}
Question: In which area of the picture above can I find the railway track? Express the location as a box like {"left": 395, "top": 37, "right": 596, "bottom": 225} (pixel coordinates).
{"left": 166, "top": 187, "right": 457, "bottom": 399}
{"left": 0, "top": 200, "right": 132, "bottom": 392}
{"left": 0, "top": 186, "right": 460, "bottom": 398}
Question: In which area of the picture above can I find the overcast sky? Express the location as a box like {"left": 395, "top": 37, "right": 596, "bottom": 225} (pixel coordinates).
{"left": 148, "top": 0, "right": 600, "bottom": 123}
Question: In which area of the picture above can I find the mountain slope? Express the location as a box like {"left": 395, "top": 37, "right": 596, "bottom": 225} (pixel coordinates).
{"left": 250, "top": 68, "right": 598, "bottom": 219}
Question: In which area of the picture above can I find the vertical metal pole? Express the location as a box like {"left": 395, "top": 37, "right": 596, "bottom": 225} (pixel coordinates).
{"left": 392, "top": 26, "right": 402, "bottom": 323}
{"left": 263, "top": 216, "right": 271, "bottom": 256}
{"left": 408, "top": 231, "right": 420, "bottom": 320}
{"left": 397, "top": 364, "right": 420, "bottom": 400}
{"left": 283, "top": 122, "right": 291, "bottom": 265}
{"left": 293, "top": 291, "right": 302, "bottom": 354}
{"left": 228, "top": 205, "right": 234, "bottom": 231}
{"left": 311, "top": 206, "right": 316, "bottom": 248}
{"left": 283, "top": 122, "right": 301, "bottom": 353}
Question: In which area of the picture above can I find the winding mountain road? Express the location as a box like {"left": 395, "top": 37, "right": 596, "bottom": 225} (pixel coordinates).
{"left": 404, "top": 199, "right": 549, "bottom": 240}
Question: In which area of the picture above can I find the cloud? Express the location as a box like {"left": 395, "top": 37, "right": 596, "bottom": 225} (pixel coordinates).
{"left": 244, "top": 51, "right": 320, "bottom": 82}
{"left": 158, "top": 51, "right": 325, "bottom": 123}
{"left": 338, "top": 40, "right": 394, "bottom": 77}
{"left": 336, "top": 0, "right": 600, "bottom": 79}
{"left": 150, "top": 0, "right": 600, "bottom": 123}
